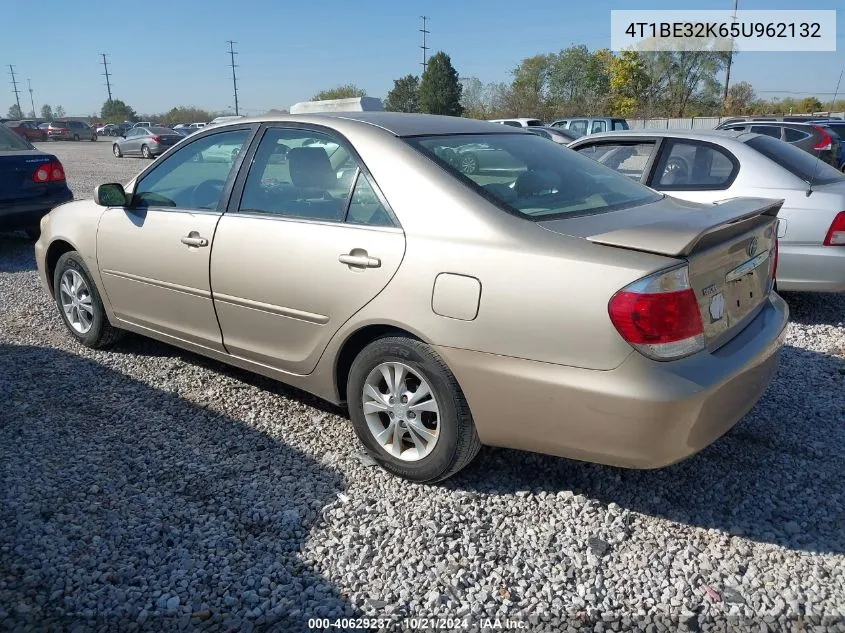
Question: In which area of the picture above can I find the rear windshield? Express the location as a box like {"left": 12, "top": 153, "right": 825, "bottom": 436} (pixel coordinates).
{"left": 150, "top": 126, "right": 176, "bottom": 135}
{"left": 407, "top": 133, "right": 662, "bottom": 220}
{"left": 525, "top": 120, "right": 544, "bottom": 127}
{"left": 746, "top": 135, "right": 844, "bottom": 185}
{"left": 0, "top": 125, "right": 32, "bottom": 150}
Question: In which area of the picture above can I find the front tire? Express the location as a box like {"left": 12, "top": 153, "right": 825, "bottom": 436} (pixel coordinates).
{"left": 53, "top": 251, "right": 123, "bottom": 349}
{"left": 73, "top": 134, "right": 80, "bottom": 141}
{"left": 347, "top": 336, "right": 481, "bottom": 482}
{"left": 113, "top": 144, "right": 122, "bottom": 158}
{"left": 141, "top": 145, "right": 151, "bottom": 159}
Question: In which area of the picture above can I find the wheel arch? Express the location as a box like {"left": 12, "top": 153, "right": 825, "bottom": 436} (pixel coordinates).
{"left": 44, "top": 239, "right": 78, "bottom": 297}
{"left": 334, "top": 324, "right": 426, "bottom": 403}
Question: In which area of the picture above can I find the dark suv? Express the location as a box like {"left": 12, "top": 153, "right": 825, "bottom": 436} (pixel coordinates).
{"left": 716, "top": 120, "right": 841, "bottom": 168}
{"left": 48, "top": 120, "right": 97, "bottom": 141}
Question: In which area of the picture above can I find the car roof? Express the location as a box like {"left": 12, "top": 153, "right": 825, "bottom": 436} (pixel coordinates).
{"left": 217, "top": 112, "right": 527, "bottom": 137}
{"left": 571, "top": 129, "right": 750, "bottom": 142}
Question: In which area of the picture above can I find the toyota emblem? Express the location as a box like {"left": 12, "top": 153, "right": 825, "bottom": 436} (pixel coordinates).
{"left": 747, "top": 237, "right": 758, "bottom": 258}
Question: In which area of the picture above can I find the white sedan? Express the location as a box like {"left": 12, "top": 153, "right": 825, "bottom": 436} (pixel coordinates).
{"left": 570, "top": 130, "right": 845, "bottom": 293}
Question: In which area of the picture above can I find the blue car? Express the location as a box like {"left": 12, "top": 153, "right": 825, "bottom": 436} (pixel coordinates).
{"left": 812, "top": 119, "right": 845, "bottom": 172}
{"left": 0, "top": 123, "right": 73, "bottom": 239}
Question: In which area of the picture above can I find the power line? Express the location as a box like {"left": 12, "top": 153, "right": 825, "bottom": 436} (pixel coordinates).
{"left": 8, "top": 65, "right": 21, "bottom": 115}
{"left": 101, "top": 53, "right": 113, "bottom": 102}
{"left": 27, "top": 78, "right": 35, "bottom": 118}
{"left": 227, "top": 40, "right": 239, "bottom": 116}
{"left": 420, "top": 16, "right": 430, "bottom": 74}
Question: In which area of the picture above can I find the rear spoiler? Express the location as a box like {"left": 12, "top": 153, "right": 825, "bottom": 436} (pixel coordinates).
{"left": 586, "top": 197, "right": 783, "bottom": 257}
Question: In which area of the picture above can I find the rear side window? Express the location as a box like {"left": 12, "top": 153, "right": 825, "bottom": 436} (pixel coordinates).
{"left": 746, "top": 135, "right": 844, "bottom": 185}
{"left": 612, "top": 119, "right": 629, "bottom": 130}
{"left": 784, "top": 127, "right": 810, "bottom": 142}
{"left": 526, "top": 120, "right": 544, "bottom": 127}
{"left": 576, "top": 142, "right": 655, "bottom": 181}
{"left": 653, "top": 141, "right": 738, "bottom": 189}
{"left": 750, "top": 125, "right": 781, "bottom": 139}
{"left": 591, "top": 120, "right": 607, "bottom": 134}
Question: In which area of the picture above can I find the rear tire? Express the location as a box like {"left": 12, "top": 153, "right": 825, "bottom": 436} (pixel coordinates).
{"left": 347, "top": 336, "right": 481, "bottom": 482}
{"left": 73, "top": 134, "right": 80, "bottom": 141}
{"left": 53, "top": 251, "right": 123, "bottom": 349}
{"left": 459, "top": 152, "right": 479, "bottom": 175}
{"left": 141, "top": 145, "right": 151, "bottom": 159}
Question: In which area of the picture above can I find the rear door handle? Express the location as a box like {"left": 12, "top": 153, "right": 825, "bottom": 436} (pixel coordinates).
{"left": 181, "top": 234, "right": 209, "bottom": 247}
{"left": 339, "top": 253, "right": 381, "bottom": 268}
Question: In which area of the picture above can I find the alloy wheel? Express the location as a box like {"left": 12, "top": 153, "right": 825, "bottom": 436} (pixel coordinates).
{"left": 362, "top": 362, "right": 440, "bottom": 461}
{"left": 59, "top": 269, "right": 94, "bottom": 334}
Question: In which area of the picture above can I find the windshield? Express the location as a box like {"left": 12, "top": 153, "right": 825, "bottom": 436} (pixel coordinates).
{"left": 408, "top": 133, "right": 662, "bottom": 220}
{"left": 0, "top": 125, "right": 33, "bottom": 150}
{"left": 746, "top": 135, "right": 844, "bottom": 185}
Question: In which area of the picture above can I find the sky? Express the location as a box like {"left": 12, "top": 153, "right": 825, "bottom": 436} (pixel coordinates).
{"left": 2, "top": 0, "right": 844, "bottom": 117}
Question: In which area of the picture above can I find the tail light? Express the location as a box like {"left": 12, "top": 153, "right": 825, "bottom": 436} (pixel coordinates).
{"left": 608, "top": 266, "right": 705, "bottom": 361}
{"left": 32, "top": 160, "right": 65, "bottom": 183}
{"left": 813, "top": 126, "right": 833, "bottom": 151}
{"left": 823, "top": 211, "right": 845, "bottom": 246}
{"left": 150, "top": 136, "right": 161, "bottom": 143}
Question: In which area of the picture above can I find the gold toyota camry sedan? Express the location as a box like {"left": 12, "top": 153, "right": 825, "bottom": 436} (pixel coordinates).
{"left": 35, "top": 113, "right": 789, "bottom": 481}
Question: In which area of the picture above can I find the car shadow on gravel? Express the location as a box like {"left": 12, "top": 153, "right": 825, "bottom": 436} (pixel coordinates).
{"left": 449, "top": 344, "right": 845, "bottom": 555}
{"left": 780, "top": 291, "right": 845, "bottom": 327}
{"left": 0, "top": 232, "right": 36, "bottom": 273}
{"left": 0, "top": 343, "right": 355, "bottom": 631}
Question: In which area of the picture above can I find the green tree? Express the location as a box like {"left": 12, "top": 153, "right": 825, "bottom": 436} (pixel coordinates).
{"left": 724, "top": 81, "right": 756, "bottom": 115}
{"left": 55, "top": 105, "right": 66, "bottom": 118}
{"left": 511, "top": 54, "right": 553, "bottom": 118}
{"left": 7, "top": 104, "right": 23, "bottom": 119}
{"left": 641, "top": 41, "right": 726, "bottom": 117}
{"left": 101, "top": 99, "right": 136, "bottom": 121}
{"left": 801, "top": 96, "right": 823, "bottom": 113}
{"left": 607, "top": 50, "right": 650, "bottom": 117}
{"left": 384, "top": 75, "right": 420, "bottom": 113}
{"left": 162, "top": 106, "right": 212, "bottom": 124}
{"left": 459, "top": 76, "right": 491, "bottom": 119}
{"left": 40, "top": 104, "right": 53, "bottom": 120}
{"left": 419, "top": 51, "right": 463, "bottom": 116}
{"left": 311, "top": 84, "right": 366, "bottom": 101}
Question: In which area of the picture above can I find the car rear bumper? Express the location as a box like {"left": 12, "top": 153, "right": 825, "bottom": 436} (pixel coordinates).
{"left": 0, "top": 191, "right": 74, "bottom": 230}
{"left": 434, "top": 293, "right": 789, "bottom": 469}
{"left": 777, "top": 243, "right": 845, "bottom": 293}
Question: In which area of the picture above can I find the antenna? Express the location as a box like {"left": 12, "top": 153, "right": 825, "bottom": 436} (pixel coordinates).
{"left": 721, "top": 0, "right": 739, "bottom": 113}
{"left": 8, "top": 65, "right": 22, "bottom": 116}
{"left": 27, "top": 78, "right": 35, "bottom": 118}
{"left": 101, "top": 53, "right": 113, "bottom": 102}
{"left": 805, "top": 68, "right": 843, "bottom": 196}
{"left": 830, "top": 69, "right": 843, "bottom": 116}
{"left": 420, "top": 16, "right": 430, "bottom": 73}
{"left": 227, "top": 40, "right": 239, "bottom": 116}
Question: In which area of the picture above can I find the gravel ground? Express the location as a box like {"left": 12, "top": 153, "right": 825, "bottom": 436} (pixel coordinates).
{"left": 1, "top": 142, "right": 844, "bottom": 632}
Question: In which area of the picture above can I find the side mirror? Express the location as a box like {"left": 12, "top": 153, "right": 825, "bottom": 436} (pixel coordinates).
{"left": 95, "top": 183, "right": 127, "bottom": 207}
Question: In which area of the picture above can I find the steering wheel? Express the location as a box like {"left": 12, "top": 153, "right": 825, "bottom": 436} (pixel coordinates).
{"left": 662, "top": 157, "right": 689, "bottom": 178}
{"left": 192, "top": 179, "right": 225, "bottom": 209}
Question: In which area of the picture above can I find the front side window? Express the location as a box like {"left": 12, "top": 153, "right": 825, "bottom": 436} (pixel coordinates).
{"left": 409, "top": 133, "right": 661, "bottom": 220}
{"left": 653, "top": 141, "right": 737, "bottom": 189}
{"left": 612, "top": 119, "right": 629, "bottom": 131}
{"left": 576, "top": 141, "right": 656, "bottom": 181}
{"left": 591, "top": 120, "right": 607, "bottom": 134}
{"left": 133, "top": 129, "right": 251, "bottom": 210}
{"left": 238, "top": 128, "right": 359, "bottom": 222}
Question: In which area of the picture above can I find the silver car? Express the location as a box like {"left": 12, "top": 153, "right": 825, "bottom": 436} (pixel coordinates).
{"left": 113, "top": 126, "right": 184, "bottom": 159}
{"left": 570, "top": 130, "right": 845, "bottom": 293}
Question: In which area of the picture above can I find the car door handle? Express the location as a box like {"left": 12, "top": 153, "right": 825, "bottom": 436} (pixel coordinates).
{"left": 339, "top": 253, "right": 381, "bottom": 268}
{"left": 181, "top": 235, "right": 209, "bottom": 247}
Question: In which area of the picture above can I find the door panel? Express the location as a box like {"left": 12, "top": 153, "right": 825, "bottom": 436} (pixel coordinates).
{"left": 210, "top": 216, "right": 405, "bottom": 374}
{"left": 98, "top": 209, "right": 224, "bottom": 350}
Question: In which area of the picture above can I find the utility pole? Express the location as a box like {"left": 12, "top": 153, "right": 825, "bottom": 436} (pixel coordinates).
{"left": 420, "top": 16, "right": 430, "bottom": 74}
{"left": 101, "top": 53, "right": 113, "bottom": 102}
{"left": 8, "top": 65, "right": 22, "bottom": 115}
{"left": 227, "top": 40, "right": 239, "bottom": 116}
{"left": 27, "top": 78, "right": 35, "bottom": 118}
{"left": 721, "top": 0, "right": 739, "bottom": 113}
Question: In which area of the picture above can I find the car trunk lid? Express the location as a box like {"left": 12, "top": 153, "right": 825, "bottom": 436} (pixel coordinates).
{"left": 539, "top": 196, "right": 782, "bottom": 347}
{"left": 0, "top": 151, "right": 55, "bottom": 202}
